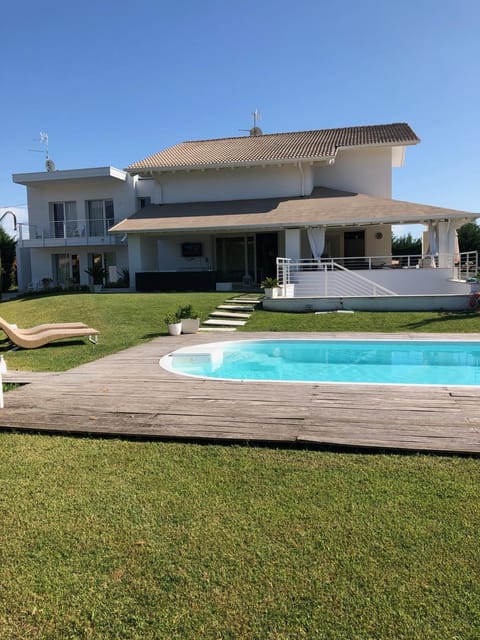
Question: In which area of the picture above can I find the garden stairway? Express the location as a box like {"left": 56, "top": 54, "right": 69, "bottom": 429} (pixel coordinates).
{"left": 199, "top": 295, "right": 263, "bottom": 332}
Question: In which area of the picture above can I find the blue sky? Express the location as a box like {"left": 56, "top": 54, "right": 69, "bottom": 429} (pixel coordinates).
{"left": 1, "top": 0, "right": 478, "bottom": 237}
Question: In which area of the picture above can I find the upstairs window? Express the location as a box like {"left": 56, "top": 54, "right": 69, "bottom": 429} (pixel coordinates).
{"left": 87, "top": 199, "right": 114, "bottom": 236}
{"left": 49, "top": 201, "right": 77, "bottom": 238}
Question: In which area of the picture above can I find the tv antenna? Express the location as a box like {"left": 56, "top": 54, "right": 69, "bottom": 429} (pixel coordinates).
{"left": 239, "top": 109, "right": 263, "bottom": 136}
{"left": 29, "top": 132, "right": 56, "bottom": 172}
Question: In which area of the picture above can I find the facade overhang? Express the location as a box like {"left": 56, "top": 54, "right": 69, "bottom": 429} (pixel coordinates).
{"left": 109, "top": 187, "right": 478, "bottom": 236}
{"left": 13, "top": 166, "right": 128, "bottom": 186}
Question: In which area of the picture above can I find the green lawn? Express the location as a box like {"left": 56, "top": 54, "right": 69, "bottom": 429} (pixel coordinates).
{"left": 0, "top": 436, "right": 479, "bottom": 640}
{"left": 1, "top": 293, "right": 479, "bottom": 638}
{"left": 240, "top": 307, "right": 480, "bottom": 334}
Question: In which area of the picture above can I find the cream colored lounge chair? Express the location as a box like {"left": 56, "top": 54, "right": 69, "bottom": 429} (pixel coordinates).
{"left": 0, "top": 317, "right": 99, "bottom": 349}
{"left": 0, "top": 317, "right": 88, "bottom": 335}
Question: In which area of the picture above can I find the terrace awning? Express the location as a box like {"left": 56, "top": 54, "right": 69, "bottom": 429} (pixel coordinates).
{"left": 110, "top": 187, "right": 477, "bottom": 235}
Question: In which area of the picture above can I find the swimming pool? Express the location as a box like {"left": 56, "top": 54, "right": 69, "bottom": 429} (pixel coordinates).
{"left": 160, "top": 339, "right": 480, "bottom": 386}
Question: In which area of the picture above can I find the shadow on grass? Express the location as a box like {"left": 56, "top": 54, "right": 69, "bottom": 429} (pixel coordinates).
{"left": 1, "top": 428, "right": 478, "bottom": 458}
{"left": 0, "top": 338, "right": 90, "bottom": 352}
{"left": 406, "top": 311, "right": 480, "bottom": 330}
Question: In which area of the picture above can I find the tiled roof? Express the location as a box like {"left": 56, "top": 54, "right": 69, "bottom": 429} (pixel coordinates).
{"left": 110, "top": 187, "right": 475, "bottom": 234}
{"left": 127, "top": 123, "right": 419, "bottom": 172}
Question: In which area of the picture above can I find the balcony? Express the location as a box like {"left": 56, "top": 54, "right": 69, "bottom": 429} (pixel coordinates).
{"left": 17, "top": 219, "right": 123, "bottom": 247}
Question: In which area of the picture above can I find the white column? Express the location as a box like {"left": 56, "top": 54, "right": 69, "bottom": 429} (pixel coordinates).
{"left": 284, "top": 229, "right": 301, "bottom": 259}
{"left": 127, "top": 234, "right": 143, "bottom": 289}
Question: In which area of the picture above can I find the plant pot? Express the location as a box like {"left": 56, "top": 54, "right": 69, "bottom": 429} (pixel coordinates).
{"left": 264, "top": 287, "right": 280, "bottom": 298}
{"left": 181, "top": 318, "right": 200, "bottom": 334}
{"left": 167, "top": 322, "right": 182, "bottom": 336}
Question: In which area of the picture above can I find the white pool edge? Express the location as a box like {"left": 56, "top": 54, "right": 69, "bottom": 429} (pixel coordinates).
{"left": 159, "top": 337, "right": 480, "bottom": 388}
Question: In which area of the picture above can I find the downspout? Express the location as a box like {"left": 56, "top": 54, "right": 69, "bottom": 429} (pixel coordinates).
{"left": 297, "top": 162, "right": 305, "bottom": 197}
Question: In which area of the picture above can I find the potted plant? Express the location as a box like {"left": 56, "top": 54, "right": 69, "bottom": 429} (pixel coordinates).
{"left": 85, "top": 264, "right": 106, "bottom": 292}
{"left": 260, "top": 276, "right": 280, "bottom": 298}
{"left": 164, "top": 311, "right": 182, "bottom": 336}
{"left": 41, "top": 277, "right": 53, "bottom": 291}
{"left": 177, "top": 304, "right": 201, "bottom": 334}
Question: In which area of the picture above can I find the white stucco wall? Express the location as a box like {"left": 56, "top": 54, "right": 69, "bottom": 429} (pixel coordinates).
{"left": 157, "top": 235, "right": 212, "bottom": 271}
{"left": 314, "top": 147, "right": 392, "bottom": 197}
{"left": 293, "top": 268, "right": 469, "bottom": 296}
{"left": 144, "top": 164, "right": 311, "bottom": 204}
{"left": 365, "top": 225, "right": 392, "bottom": 257}
{"left": 25, "top": 175, "right": 137, "bottom": 228}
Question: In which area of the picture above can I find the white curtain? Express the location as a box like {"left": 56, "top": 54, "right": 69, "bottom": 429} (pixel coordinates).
{"left": 307, "top": 226, "right": 326, "bottom": 259}
{"left": 427, "top": 221, "right": 438, "bottom": 268}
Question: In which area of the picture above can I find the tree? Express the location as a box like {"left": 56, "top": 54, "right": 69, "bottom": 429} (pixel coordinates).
{"left": 391, "top": 232, "right": 422, "bottom": 256}
{"left": 457, "top": 221, "right": 480, "bottom": 253}
{"left": 0, "top": 227, "right": 17, "bottom": 292}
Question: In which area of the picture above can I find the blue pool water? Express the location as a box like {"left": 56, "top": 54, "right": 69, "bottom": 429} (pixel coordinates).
{"left": 161, "top": 339, "right": 480, "bottom": 386}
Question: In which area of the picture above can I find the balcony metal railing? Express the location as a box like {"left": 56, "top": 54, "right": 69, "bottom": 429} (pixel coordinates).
{"left": 17, "top": 218, "right": 122, "bottom": 245}
{"left": 458, "top": 251, "right": 479, "bottom": 280}
{"left": 277, "top": 251, "right": 479, "bottom": 298}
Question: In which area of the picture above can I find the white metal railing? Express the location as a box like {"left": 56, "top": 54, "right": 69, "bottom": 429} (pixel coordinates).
{"left": 458, "top": 251, "right": 478, "bottom": 280}
{"left": 17, "top": 218, "right": 122, "bottom": 245}
{"left": 277, "top": 251, "right": 479, "bottom": 298}
{"left": 277, "top": 258, "right": 397, "bottom": 297}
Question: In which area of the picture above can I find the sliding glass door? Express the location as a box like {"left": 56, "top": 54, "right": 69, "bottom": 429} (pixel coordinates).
{"left": 215, "top": 235, "right": 255, "bottom": 283}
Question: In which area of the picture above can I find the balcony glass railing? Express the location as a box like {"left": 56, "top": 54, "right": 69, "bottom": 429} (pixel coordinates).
{"left": 18, "top": 218, "right": 120, "bottom": 244}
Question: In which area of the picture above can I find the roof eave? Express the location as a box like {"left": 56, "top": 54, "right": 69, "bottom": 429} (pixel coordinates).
{"left": 338, "top": 139, "right": 420, "bottom": 153}
{"left": 126, "top": 155, "right": 336, "bottom": 176}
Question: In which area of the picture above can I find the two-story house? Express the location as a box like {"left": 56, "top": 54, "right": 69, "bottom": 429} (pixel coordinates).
{"left": 13, "top": 122, "right": 478, "bottom": 308}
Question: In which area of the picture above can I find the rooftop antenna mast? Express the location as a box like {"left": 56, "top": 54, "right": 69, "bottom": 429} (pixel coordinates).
{"left": 239, "top": 109, "right": 263, "bottom": 136}
{"left": 29, "top": 132, "right": 56, "bottom": 172}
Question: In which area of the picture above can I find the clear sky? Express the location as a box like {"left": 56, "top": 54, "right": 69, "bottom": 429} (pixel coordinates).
{"left": 0, "top": 0, "right": 478, "bottom": 237}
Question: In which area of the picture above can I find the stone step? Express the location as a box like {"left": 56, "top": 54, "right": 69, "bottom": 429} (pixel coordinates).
{"left": 210, "top": 311, "right": 251, "bottom": 319}
{"left": 202, "top": 318, "right": 247, "bottom": 326}
{"left": 228, "top": 298, "right": 262, "bottom": 304}
{"left": 217, "top": 304, "right": 255, "bottom": 312}
{"left": 198, "top": 326, "right": 238, "bottom": 332}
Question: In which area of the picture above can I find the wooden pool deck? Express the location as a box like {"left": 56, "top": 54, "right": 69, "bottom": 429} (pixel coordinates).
{"left": 1, "top": 332, "right": 480, "bottom": 454}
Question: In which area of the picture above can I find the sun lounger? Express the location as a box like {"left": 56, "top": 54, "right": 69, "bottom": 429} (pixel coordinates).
{"left": 0, "top": 317, "right": 99, "bottom": 349}
{"left": 0, "top": 317, "right": 88, "bottom": 335}
{"left": 0, "top": 316, "right": 88, "bottom": 334}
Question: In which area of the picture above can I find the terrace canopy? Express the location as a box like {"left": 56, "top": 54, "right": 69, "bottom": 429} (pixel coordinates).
{"left": 110, "top": 187, "right": 476, "bottom": 236}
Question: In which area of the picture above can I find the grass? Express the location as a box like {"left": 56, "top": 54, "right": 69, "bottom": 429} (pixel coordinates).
{"left": 0, "top": 435, "right": 479, "bottom": 640}
{"left": 240, "top": 307, "right": 480, "bottom": 333}
{"left": 1, "top": 293, "right": 480, "bottom": 638}
{"left": 2, "top": 291, "right": 480, "bottom": 372}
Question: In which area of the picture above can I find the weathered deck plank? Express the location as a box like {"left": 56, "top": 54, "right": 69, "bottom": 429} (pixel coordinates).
{"left": 1, "top": 331, "right": 480, "bottom": 453}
